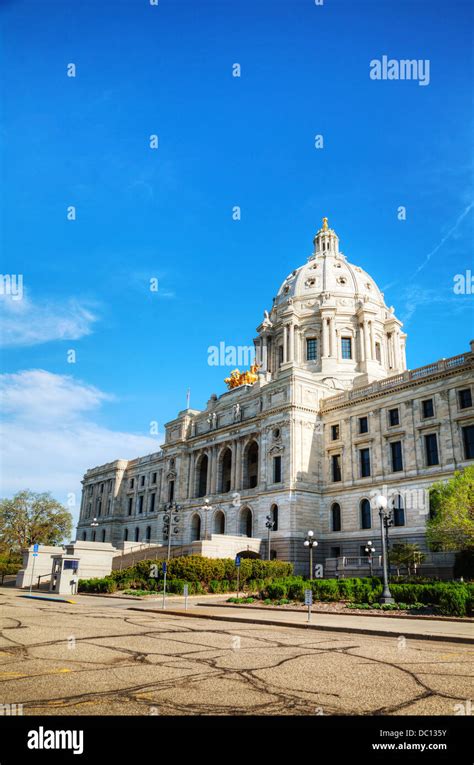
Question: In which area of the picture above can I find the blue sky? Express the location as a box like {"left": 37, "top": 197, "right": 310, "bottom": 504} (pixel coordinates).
{"left": 0, "top": 0, "right": 472, "bottom": 518}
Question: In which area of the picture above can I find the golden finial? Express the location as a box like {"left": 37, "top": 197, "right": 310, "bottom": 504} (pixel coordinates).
{"left": 322, "top": 217, "right": 329, "bottom": 231}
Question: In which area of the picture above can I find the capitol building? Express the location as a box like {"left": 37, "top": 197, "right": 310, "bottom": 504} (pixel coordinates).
{"left": 77, "top": 219, "right": 474, "bottom": 574}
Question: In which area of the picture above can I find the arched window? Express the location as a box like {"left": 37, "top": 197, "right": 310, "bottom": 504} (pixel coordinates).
{"left": 124, "top": 528, "right": 129, "bottom": 542}
{"left": 360, "top": 498, "right": 371, "bottom": 529}
{"left": 134, "top": 527, "right": 140, "bottom": 542}
{"left": 240, "top": 507, "right": 253, "bottom": 537}
{"left": 331, "top": 503, "right": 341, "bottom": 532}
{"left": 196, "top": 454, "right": 208, "bottom": 498}
{"left": 213, "top": 510, "right": 225, "bottom": 534}
{"left": 146, "top": 526, "right": 151, "bottom": 541}
{"left": 101, "top": 528, "right": 106, "bottom": 542}
{"left": 270, "top": 504, "right": 278, "bottom": 531}
{"left": 219, "top": 448, "right": 232, "bottom": 493}
{"left": 82, "top": 531, "right": 87, "bottom": 541}
{"left": 392, "top": 494, "right": 405, "bottom": 527}
{"left": 191, "top": 514, "right": 201, "bottom": 541}
{"left": 244, "top": 441, "right": 259, "bottom": 489}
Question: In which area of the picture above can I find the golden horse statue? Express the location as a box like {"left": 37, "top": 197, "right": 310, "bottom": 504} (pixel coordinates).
{"left": 225, "top": 362, "right": 260, "bottom": 389}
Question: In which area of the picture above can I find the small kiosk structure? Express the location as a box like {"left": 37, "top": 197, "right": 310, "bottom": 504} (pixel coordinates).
{"left": 50, "top": 554, "right": 80, "bottom": 595}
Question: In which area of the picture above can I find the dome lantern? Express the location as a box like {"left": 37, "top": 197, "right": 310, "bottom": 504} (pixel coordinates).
{"left": 312, "top": 216, "right": 339, "bottom": 256}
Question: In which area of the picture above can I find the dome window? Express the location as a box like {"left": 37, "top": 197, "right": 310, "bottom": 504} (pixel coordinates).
{"left": 305, "top": 278, "right": 316, "bottom": 287}
{"left": 337, "top": 276, "right": 347, "bottom": 285}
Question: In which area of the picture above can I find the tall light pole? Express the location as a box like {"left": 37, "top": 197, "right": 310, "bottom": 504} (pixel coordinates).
{"left": 374, "top": 495, "right": 394, "bottom": 604}
{"left": 265, "top": 514, "right": 275, "bottom": 560}
{"left": 201, "top": 498, "right": 212, "bottom": 541}
{"left": 365, "top": 540, "right": 375, "bottom": 577}
{"left": 163, "top": 503, "right": 181, "bottom": 561}
{"left": 303, "top": 530, "right": 318, "bottom": 580}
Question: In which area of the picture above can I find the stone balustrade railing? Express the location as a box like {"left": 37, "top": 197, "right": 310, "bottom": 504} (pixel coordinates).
{"left": 320, "top": 352, "right": 471, "bottom": 411}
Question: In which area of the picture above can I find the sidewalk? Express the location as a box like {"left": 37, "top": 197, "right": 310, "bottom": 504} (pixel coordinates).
{"left": 129, "top": 602, "right": 474, "bottom": 644}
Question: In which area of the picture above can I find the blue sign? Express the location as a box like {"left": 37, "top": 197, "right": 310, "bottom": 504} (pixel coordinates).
{"left": 235, "top": 555, "right": 241, "bottom": 567}
{"left": 32, "top": 553, "right": 38, "bottom": 557}
{"left": 162, "top": 562, "right": 167, "bottom": 574}
{"left": 33, "top": 544, "right": 39, "bottom": 553}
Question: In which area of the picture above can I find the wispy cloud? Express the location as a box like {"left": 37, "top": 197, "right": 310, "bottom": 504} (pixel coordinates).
{"left": 0, "top": 370, "right": 162, "bottom": 525}
{"left": 398, "top": 284, "right": 469, "bottom": 325}
{"left": 411, "top": 202, "right": 473, "bottom": 278}
{"left": 382, "top": 202, "right": 473, "bottom": 292}
{"left": 0, "top": 292, "right": 99, "bottom": 347}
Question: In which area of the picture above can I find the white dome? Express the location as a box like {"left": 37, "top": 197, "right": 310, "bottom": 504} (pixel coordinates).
{"left": 274, "top": 218, "right": 385, "bottom": 311}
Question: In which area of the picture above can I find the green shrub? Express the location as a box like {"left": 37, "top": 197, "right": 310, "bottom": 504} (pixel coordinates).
{"left": 266, "top": 582, "right": 288, "bottom": 599}
{"left": 437, "top": 586, "right": 469, "bottom": 617}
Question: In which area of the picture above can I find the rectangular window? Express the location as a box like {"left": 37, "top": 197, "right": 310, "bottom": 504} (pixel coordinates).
{"left": 99, "top": 483, "right": 104, "bottom": 494}
{"left": 388, "top": 408, "right": 400, "bottom": 427}
{"left": 149, "top": 493, "right": 156, "bottom": 512}
{"left": 331, "top": 454, "right": 342, "bottom": 482}
{"left": 424, "top": 433, "right": 439, "bottom": 466}
{"left": 330, "top": 546, "right": 341, "bottom": 558}
{"left": 278, "top": 345, "right": 284, "bottom": 366}
{"left": 151, "top": 472, "right": 157, "bottom": 484}
{"left": 375, "top": 342, "right": 381, "bottom": 362}
{"left": 168, "top": 481, "right": 175, "bottom": 503}
{"left": 140, "top": 475, "right": 145, "bottom": 487}
{"left": 390, "top": 441, "right": 403, "bottom": 472}
{"left": 458, "top": 389, "right": 472, "bottom": 410}
{"left": 127, "top": 497, "right": 133, "bottom": 516}
{"left": 306, "top": 338, "right": 318, "bottom": 361}
{"left": 360, "top": 448, "right": 371, "bottom": 477}
{"left": 273, "top": 455, "right": 282, "bottom": 483}
{"left": 462, "top": 425, "right": 474, "bottom": 460}
{"left": 341, "top": 337, "right": 352, "bottom": 360}
{"left": 129, "top": 478, "right": 135, "bottom": 490}
{"left": 422, "top": 399, "right": 434, "bottom": 418}
{"left": 359, "top": 416, "right": 368, "bottom": 434}
{"left": 138, "top": 495, "right": 144, "bottom": 514}
{"left": 331, "top": 424, "right": 340, "bottom": 441}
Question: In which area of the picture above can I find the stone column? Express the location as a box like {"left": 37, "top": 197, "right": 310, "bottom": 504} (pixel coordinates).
{"left": 234, "top": 440, "right": 242, "bottom": 491}
{"left": 330, "top": 317, "right": 337, "bottom": 358}
{"left": 289, "top": 323, "right": 294, "bottom": 362}
{"left": 393, "top": 330, "right": 400, "bottom": 370}
{"left": 322, "top": 318, "right": 329, "bottom": 357}
{"left": 262, "top": 335, "right": 268, "bottom": 371}
{"left": 283, "top": 326, "right": 288, "bottom": 363}
{"left": 188, "top": 452, "right": 195, "bottom": 499}
{"left": 358, "top": 324, "right": 365, "bottom": 362}
{"left": 363, "top": 319, "right": 371, "bottom": 360}
{"left": 370, "top": 321, "right": 376, "bottom": 361}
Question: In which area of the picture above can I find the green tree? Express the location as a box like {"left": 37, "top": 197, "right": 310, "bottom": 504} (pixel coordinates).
{"left": 426, "top": 467, "right": 474, "bottom": 551}
{"left": 0, "top": 490, "right": 73, "bottom": 552}
{"left": 389, "top": 542, "right": 425, "bottom": 576}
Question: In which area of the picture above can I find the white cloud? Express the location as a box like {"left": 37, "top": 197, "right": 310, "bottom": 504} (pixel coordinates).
{"left": 0, "top": 293, "right": 98, "bottom": 347}
{"left": 0, "top": 370, "right": 162, "bottom": 530}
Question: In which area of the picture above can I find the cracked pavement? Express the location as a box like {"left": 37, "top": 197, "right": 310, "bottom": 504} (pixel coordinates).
{"left": 0, "top": 588, "right": 473, "bottom": 716}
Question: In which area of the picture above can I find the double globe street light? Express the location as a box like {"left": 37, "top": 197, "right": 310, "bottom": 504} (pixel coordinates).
{"left": 374, "top": 494, "right": 394, "bottom": 604}
{"left": 163, "top": 502, "right": 181, "bottom": 561}
{"left": 303, "top": 530, "right": 318, "bottom": 580}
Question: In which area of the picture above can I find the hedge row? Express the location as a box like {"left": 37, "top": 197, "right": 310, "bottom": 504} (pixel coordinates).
{"left": 123, "top": 556, "right": 293, "bottom": 584}
{"left": 78, "top": 556, "right": 293, "bottom": 595}
{"left": 259, "top": 577, "right": 474, "bottom": 617}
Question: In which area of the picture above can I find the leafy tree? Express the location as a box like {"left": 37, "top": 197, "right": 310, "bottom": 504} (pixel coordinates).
{"left": 389, "top": 542, "right": 425, "bottom": 576}
{"left": 0, "top": 490, "right": 73, "bottom": 552}
{"left": 0, "top": 552, "right": 22, "bottom": 583}
{"left": 427, "top": 467, "right": 474, "bottom": 551}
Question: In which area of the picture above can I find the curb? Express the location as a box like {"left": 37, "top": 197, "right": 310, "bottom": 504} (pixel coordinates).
{"left": 127, "top": 607, "right": 474, "bottom": 645}
{"left": 198, "top": 602, "right": 474, "bottom": 624}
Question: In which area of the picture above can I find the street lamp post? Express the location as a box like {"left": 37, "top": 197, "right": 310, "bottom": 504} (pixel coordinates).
{"left": 201, "top": 498, "right": 212, "bottom": 541}
{"left": 364, "top": 540, "right": 375, "bottom": 577}
{"left": 163, "top": 503, "right": 181, "bottom": 560}
{"left": 265, "top": 514, "right": 275, "bottom": 561}
{"left": 303, "top": 530, "right": 318, "bottom": 580}
{"left": 90, "top": 517, "right": 99, "bottom": 541}
{"left": 374, "top": 495, "right": 394, "bottom": 604}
